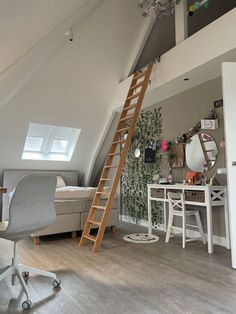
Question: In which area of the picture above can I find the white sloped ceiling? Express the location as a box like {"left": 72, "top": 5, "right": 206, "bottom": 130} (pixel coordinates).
{"left": 0, "top": 0, "right": 147, "bottom": 184}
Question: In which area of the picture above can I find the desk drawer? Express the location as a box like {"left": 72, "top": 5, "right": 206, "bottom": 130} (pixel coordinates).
{"left": 150, "top": 188, "right": 164, "bottom": 198}
{"left": 185, "top": 190, "right": 205, "bottom": 203}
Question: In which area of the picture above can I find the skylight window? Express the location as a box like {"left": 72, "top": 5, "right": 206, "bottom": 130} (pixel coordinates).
{"left": 51, "top": 140, "right": 68, "bottom": 153}
{"left": 22, "top": 123, "right": 81, "bottom": 161}
{"left": 24, "top": 136, "right": 43, "bottom": 152}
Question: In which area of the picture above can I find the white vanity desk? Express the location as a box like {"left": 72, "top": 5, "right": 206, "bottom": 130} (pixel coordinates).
{"left": 147, "top": 184, "right": 230, "bottom": 254}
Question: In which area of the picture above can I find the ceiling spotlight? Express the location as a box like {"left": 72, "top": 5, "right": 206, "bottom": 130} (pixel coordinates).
{"left": 65, "top": 27, "right": 74, "bottom": 42}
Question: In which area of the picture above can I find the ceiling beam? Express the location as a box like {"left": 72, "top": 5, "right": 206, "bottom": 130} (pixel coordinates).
{"left": 175, "top": 0, "right": 188, "bottom": 44}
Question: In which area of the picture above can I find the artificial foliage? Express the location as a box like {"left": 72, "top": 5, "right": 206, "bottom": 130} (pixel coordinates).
{"left": 138, "top": 0, "right": 181, "bottom": 19}
{"left": 121, "top": 107, "right": 163, "bottom": 226}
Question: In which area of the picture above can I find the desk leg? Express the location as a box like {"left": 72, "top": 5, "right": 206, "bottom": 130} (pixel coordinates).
{"left": 206, "top": 190, "right": 213, "bottom": 254}
{"left": 148, "top": 188, "right": 152, "bottom": 235}
{"left": 164, "top": 201, "right": 167, "bottom": 232}
{"left": 224, "top": 189, "right": 231, "bottom": 249}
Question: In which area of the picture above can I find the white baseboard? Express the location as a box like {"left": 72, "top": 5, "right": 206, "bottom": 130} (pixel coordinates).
{"left": 120, "top": 215, "right": 227, "bottom": 248}
{"left": 120, "top": 215, "right": 166, "bottom": 231}
{"left": 184, "top": 229, "right": 227, "bottom": 248}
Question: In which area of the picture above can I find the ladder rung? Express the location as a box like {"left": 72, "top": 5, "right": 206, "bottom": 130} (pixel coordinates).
{"left": 134, "top": 70, "right": 147, "bottom": 80}
{"left": 104, "top": 165, "right": 118, "bottom": 169}
{"left": 87, "top": 220, "right": 101, "bottom": 226}
{"left": 120, "top": 114, "right": 133, "bottom": 122}
{"left": 130, "top": 81, "right": 144, "bottom": 90}
{"left": 83, "top": 234, "right": 96, "bottom": 242}
{"left": 127, "top": 92, "right": 141, "bottom": 101}
{"left": 123, "top": 103, "right": 137, "bottom": 111}
{"left": 96, "top": 192, "right": 110, "bottom": 195}
{"left": 108, "top": 153, "right": 120, "bottom": 156}
{"left": 116, "top": 127, "right": 129, "bottom": 133}
{"left": 92, "top": 206, "right": 106, "bottom": 210}
{"left": 100, "top": 178, "right": 113, "bottom": 181}
{"left": 112, "top": 139, "right": 126, "bottom": 145}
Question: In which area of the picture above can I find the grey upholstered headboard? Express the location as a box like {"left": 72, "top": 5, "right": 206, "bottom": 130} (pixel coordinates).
{"left": 2, "top": 169, "right": 79, "bottom": 220}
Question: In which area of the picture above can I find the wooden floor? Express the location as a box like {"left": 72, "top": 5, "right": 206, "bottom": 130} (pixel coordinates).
{"left": 0, "top": 222, "right": 235, "bottom": 314}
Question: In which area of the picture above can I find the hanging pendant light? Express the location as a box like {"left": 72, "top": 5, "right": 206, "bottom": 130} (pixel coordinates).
{"left": 138, "top": 0, "right": 181, "bottom": 20}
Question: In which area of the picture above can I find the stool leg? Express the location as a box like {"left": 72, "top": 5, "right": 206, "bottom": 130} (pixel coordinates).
{"left": 165, "top": 214, "right": 173, "bottom": 243}
{"left": 195, "top": 212, "right": 206, "bottom": 244}
{"left": 182, "top": 213, "right": 186, "bottom": 249}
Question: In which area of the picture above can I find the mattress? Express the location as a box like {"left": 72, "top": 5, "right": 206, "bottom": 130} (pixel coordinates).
{"left": 54, "top": 198, "right": 118, "bottom": 215}
{"left": 55, "top": 186, "right": 96, "bottom": 200}
{"left": 54, "top": 186, "right": 110, "bottom": 200}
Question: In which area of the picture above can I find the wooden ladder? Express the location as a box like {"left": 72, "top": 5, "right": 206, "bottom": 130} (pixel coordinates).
{"left": 79, "top": 63, "right": 153, "bottom": 253}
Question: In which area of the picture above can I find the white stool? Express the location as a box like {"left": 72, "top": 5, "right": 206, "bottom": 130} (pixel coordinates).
{"left": 165, "top": 192, "right": 206, "bottom": 248}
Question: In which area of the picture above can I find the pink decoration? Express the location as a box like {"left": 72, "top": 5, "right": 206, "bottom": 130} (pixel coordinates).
{"left": 161, "top": 140, "right": 169, "bottom": 152}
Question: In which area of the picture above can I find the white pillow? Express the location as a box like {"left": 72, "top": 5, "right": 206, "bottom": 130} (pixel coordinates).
{"left": 56, "top": 176, "right": 66, "bottom": 188}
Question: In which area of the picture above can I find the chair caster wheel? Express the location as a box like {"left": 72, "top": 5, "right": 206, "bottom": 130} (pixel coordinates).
{"left": 53, "top": 278, "right": 61, "bottom": 289}
{"left": 22, "top": 272, "right": 29, "bottom": 279}
{"left": 22, "top": 299, "right": 32, "bottom": 310}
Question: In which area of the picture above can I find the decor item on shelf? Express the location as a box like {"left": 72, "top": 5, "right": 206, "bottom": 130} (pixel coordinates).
{"left": 185, "top": 171, "right": 199, "bottom": 185}
{"left": 161, "top": 140, "right": 169, "bottom": 152}
{"left": 159, "top": 177, "right": 169, "bottom": 184}
{"left": 153, "top": 173, "right": 160, "bottom": 183}
{"left": 137, "top": 0, "right": 181, "bottom": 20}
{"left": 201, "top": 118, "right": 218, "bottom": 130}
{"left": 201, "top": 109, "right": 218, "bottom": 130}
{"left": 185, "top": 133, "right": 218, "bottom": 173}
{"left": 214, "top": 99, "right": 223, "bottom": 109}
{"left": 187, "top": 0, "right": 210, "bottom": 17}
{"left": 169, "top": 143, "right": 184, "bottom": 168}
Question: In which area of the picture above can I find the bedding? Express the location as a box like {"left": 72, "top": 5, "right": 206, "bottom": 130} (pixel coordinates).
{"left": 8, "top": 186, "right": 109, "bottom": 203}
{"left": 55, "top": 186, "right": 95, "bottom": 199}
{"left": 54, "top": 186, "right": 110, "bottom": 200}
{"left": 56, "top": 175, "right": 66, "bottom": 188}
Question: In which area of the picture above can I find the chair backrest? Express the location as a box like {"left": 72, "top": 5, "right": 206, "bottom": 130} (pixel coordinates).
{"left": 6, "top": 174, "right": 57, "bottom": 236}
{"left": 167, "top": 192, "right": 185, "bottom": 214}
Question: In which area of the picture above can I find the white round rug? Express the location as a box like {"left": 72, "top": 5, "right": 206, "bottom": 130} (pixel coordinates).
{"left": 123, "top": 233, "right": 159, "bottom": 244}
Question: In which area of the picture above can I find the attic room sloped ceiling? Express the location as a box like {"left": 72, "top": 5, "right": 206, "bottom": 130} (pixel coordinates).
{"left": 0, "top": 0, "right": 147, "bottom": 185}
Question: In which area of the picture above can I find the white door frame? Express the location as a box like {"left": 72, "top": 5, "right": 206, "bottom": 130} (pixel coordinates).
{"left": 222, "top": 62, "right": 236, "bottom": 268}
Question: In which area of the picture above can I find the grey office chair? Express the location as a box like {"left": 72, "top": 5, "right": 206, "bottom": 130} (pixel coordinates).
{"left": 0, "top": 174, "right": 61, "bottom": 310}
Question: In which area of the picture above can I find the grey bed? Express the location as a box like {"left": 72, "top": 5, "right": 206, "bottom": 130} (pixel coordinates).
{"left": 2, "top": 169, "right": 119, "bottom": 244}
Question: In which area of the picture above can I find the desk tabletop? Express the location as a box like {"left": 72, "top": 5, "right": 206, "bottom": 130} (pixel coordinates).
{"left": 147, "top": 184, "right": 226, "bottom": 191}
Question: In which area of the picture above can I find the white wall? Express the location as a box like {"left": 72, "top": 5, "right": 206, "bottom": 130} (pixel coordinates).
{"left": 0, "top": 0, "right": 146, "bottom": 189}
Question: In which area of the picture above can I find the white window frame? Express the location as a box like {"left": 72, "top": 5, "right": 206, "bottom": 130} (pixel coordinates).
{"left": 22, "top": 123, "right": 81, "bottom": 161}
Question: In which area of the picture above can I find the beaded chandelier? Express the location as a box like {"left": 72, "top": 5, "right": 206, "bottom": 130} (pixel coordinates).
{"left": 138, "top": 0, "right": 181, "bottom": 19}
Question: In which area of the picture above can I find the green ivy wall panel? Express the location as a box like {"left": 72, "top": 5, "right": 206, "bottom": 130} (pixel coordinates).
{"left": 121, "top": 107, "right": 163, "bottom": 226}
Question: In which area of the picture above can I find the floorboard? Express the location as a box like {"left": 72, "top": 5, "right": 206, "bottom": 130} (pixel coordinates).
{"left": 0, "top": 222, "right": 235, "bottom": 314}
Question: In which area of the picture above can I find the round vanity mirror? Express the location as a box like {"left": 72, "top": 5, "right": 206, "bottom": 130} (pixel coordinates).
{"left": 185, "top": 133, "right": 218, "bottom": 172}
{"left": 134, "top": 148, "right": 141, "bottom": 158}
